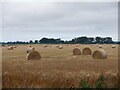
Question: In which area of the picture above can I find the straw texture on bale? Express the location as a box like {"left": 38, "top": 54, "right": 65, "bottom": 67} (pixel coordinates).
{"left": 2, "top": 44, "right": 5, "bottom": 46}
{"left": 112, "top": 45, "right": 116, "bottom": 48}
{"left": 27, "top": 47, "right": 35, "bottom": 53}
{"left": 98, "top": 45, "right": 102, "bottom": 48}
{"left": 76, "top": 45, "right": 78, "bottom": 47}
{"left": 56, "top": 45, "right": 59, "bottom": 48}
{"left": 82, "top": 47, "right": 92, "bottom": 55}
{"left": 58, "top": 46, "right": 63, "bottom": 49}
{"left": 75, "top": 44, "right": 79, "bottom": 47}
{"left": 73, "top": 48, "right": 81, "bottom": 55}
{"left": 26, "top": 51, "right": 41, "bottom": 60}
{"left": 8, "top": 46, "right": 13, "bottom": 50}
{"left": 43, "top": 45, "right": 47, "bottom": 47}
{"left": 93, "top": 49, "right": 107, "bottom": 59}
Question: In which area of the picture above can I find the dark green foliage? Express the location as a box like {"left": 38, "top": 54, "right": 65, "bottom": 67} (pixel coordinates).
{"left": 78, "top": 74, "right": 106, "bottom": 88}
{"left": 78, "top": 78, "right": 93, "bottom": 88}
{"left": 39, "top": 36, "right": 114, "bottom": 44}
{"left": 95, "top": 74, "right": 106, "bottom": 88}
{"left": 34, "top": 40, "right": 38, "bottom": 44}
{"left": 1, "top": 36, "right": 116, "bottom": 44}
{"left": 29, "top": 40, "right": 33, "bottom": 44}
{"left": 39, "top": 38, "right": 63, "bottom": 44}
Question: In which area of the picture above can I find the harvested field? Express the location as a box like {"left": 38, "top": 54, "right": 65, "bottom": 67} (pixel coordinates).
{"left": 2, "top": 44, "right": 119, "bottom": 88}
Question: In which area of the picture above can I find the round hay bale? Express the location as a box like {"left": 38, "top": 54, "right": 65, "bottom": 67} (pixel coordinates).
{"left": 82, "top": 47, "right": 92, "bottom": 55}
{"left": 56, "top": 45, "right": 59, "bottom": 48}
{"left": 75, "top": 44, "right": 79, "bottom": 47}
{"left": 111, "top": 45, "right": 115, "bottom": 48}
{"left": 8, "top": 46, "right": 13, "bottom": 50}
{"left": 73, "top": 48, "right": 81, "bottom": 55}
{"left": 43, "top": 45, "right": 47, "bottom": 48}
{"left": 98, "top": 45, "right": 102, "bottom": 48}
{"left": 26, "top": 51, "right": 41, "bottom": 60}
{"left": 93, "top": 49, "right": 107, "bottom": 59}
{"left": 27, "top": 47, "right": 35, "bottom": 53}
{"left": 2, "top": 44, "right": 5, "bottom": 46}
{"left": 12, "top": 46, "right": 17, "bottom": 48}
{"left": 76, "top": 44, "right": 78, "bottom": 47}
{"left": 58, "top": 45, "right": 63, "bottom": 49}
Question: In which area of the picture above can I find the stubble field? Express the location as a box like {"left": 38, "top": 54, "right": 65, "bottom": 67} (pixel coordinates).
{"left": 1, "top": 44, "right": 119, "bottom": 88}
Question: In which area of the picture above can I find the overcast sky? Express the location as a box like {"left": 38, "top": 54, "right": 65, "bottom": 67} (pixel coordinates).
{"left": 1, "top": 2, "right": 118, "bottom": 42}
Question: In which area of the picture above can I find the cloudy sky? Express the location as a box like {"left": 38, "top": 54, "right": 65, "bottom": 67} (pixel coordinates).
{"left": 1, "top": 2, "right": 118, "bottom": 42}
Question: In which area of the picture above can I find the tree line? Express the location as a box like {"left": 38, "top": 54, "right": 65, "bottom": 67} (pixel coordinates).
{"left": 1, "top": 36, "right": 119, "bottom": 44}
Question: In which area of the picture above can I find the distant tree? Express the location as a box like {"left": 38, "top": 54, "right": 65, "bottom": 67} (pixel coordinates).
{"left": 103, "top": 37, "right": 113, "bottom": 44}
{"left": 39, "top": 38, "right": 63, "bottom": 44}
{"left": 26, "top": 42, "right": 29, "bottom": 44}
{"left": 76, "top": 36, "right": 89, "bottom": 43}
{"left": 88, "top": 37, "right": 94, "bottom": 43}
{"left": 39, "top": 38, "right": 56, "bottom": 44}
{"left": 29, "top": 40, "right": 33, "bottom": 44}
{"left": 56, "top": 38, "right": 61, "bottom": 43}
{"left": 71, "top": 39, "right": 75, "bottom": 43}
{"left": 95, "top": 36, "right": 114, "bottom": 44}
{"left": 34, "top": 40, "right": 38, "bottom": 44}
{"left": 39, "top": 38, "right": 47, "bottom": 43}
{"left": 64, "top": 41, "right": 69, "bottom": 44}
{"left": 3, "top": 36, "right": 115, "bottom": 44}
{"left": 95, "top": 36, "right": 102, "bottom": 43}
{"left": 60, "top": 40, "right": 64, "bottom": 44}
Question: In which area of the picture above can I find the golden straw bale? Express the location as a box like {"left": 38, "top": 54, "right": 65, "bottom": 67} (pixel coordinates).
{"left": 93, "top": 49, "right": 107, "bottom": 59}
{"left": 8, "top": 46, "right": 13, "bottom": 50}
{"left": 27, "top": 46, "right": 35, "bottom": 53}
{"left": 98, "top": 45, "right": 102, "bottom": 48}
{"left": 112, "top": 45, "right": 116, "bottom": 48}
{"left": 82, "top": 47, "right": 92, "bottom": 55}
{"left": 58, "top": 46, "right": 63, "bottom": 49}
{"left": 26, "top": 51, "right": 41, "bottom": 60}
{"left": 73, "top": 48, "right": 81, "bottom": 55}
{"left": 56, "top": 45, "right": 59, "bottom": 48}
{"left": 43, "top": 45, "right": 47, "bottom": 48}
{"left": 2, "top": 44, "right": 5, "bottom": 47}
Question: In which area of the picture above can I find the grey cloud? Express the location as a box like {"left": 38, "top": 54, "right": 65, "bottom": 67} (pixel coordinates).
{"left": 2, "top": 2, "right": 118, "bottom": 41}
